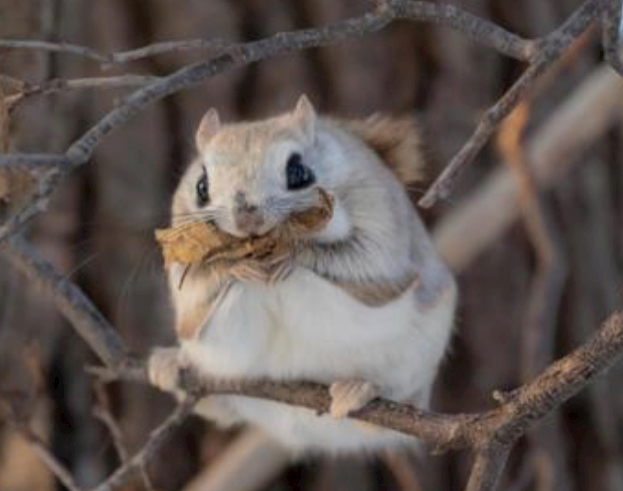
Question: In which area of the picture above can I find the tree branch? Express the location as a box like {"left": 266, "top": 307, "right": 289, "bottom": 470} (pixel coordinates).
{"left": 0, "top": 2, "right": 533, "bottom": 67}
{"left": 601, "top": 0, "right": 623, "bottom": 76}
{"left": 418, "top": 0, "right": 604, "bottom": 207}
{"left": 0, "top": 235, "right": 128, "bottom": 370}
{"left": 0, "top": 0, "right": 599, "bottom": 242}
{"left": 465, "top": 444, "right": 512, "bottom": 491}
{"left": 494, "top": 103, "right": 570, "bottom": 491}
{"left": 1, "top": 221, "right": 622, "bottom": 491}
{"left": 2, "top": 75, "right": 162, "bottom": 111}
{"left": 91, "top": 396, "right": 199, "bottom": 491}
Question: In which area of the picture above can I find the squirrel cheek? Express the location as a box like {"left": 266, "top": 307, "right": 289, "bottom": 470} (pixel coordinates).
{"left": 313, "top": 199, "right": 351, "bottom": 243}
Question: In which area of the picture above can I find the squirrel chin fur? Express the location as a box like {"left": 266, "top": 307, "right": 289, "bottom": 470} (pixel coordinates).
{"left": 153, "top": 94, "right": 457, "bottom": 455}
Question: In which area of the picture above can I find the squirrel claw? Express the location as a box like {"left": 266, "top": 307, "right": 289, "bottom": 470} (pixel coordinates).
{"left": 329, "top": 379, "right": 379, "bottom": 418}
{"left": 148, "top": 347, "right": 182, "bottom": 393}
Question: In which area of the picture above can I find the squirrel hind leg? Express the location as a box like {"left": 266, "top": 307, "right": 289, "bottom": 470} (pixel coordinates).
{"left": 329, "top": 379, "right": 379, "bottom": 419}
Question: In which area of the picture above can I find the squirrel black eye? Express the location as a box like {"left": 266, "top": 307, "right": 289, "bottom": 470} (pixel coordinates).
{"left": 285, "top": 153, "right": 315, "bottom": 190}
{"left": 196, "top": 169, "right": 209, "bottom": 207}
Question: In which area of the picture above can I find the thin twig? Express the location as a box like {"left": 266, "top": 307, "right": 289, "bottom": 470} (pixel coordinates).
{"left": 4, "top": 233, "right": 623, "bottom": 458}
{"left": 4, "top": 75, "right": 162, "bottom": 110}
{"left": 109, "top": 39, "right": 232, "bottom": 65}
{"left": 494, "top": 103, "right": 570, "bottom": 491}
{"left": 0, "top": 235, "right": 128, "bottom": 369}
{"left": 433, "top": 62, "right": 623, "bottom": 273}
{"left": 91, "top": 396, "right": 199, "bottom": 491}
{"left": 382, "top": 452, "right": 424, "bottom": 491}
{"left": 0, "top": 39, "right": 109, "bottom": 63}
{"left": 0, "top": 2, "right": 533, "bottom": 67}
{"left": 465, "top": 445, "right": 512, "bottom": 491}
{"left": 13, "top": 424, "right": 85, "bottom": 491}
{"left": 497, "top": 103, "right": 567, "bottom": 381}
{"left": 93, "top": 383, "right": 130, "bottom": 464}
{"left": 601, "top": 0, "right": 623, "bottom": 76}
{"left": 0, "top": 153, "right": 72, "bottom": 167}
{"left": 0, "top": 85, "right": 9, "bottom": 152}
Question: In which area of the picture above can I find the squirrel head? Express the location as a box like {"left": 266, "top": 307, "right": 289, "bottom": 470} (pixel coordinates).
{"left": 172, "top": 95, "right": 354, "bottom": 240}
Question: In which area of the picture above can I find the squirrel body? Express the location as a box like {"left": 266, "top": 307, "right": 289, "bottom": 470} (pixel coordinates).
{"left": 150, "top": 96, "right": 457, "bottom": 454}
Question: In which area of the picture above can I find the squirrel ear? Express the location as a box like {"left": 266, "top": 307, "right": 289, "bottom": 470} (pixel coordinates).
{"left": 195, "top": 108, "right": 221, "bottom": 153}
{"left": 291, "top": 94, "right": 317, "bottom": 138}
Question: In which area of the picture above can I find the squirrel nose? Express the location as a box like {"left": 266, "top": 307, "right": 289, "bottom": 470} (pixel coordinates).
{"left": 234, "top": 203, "right": 265, "bottom": 235}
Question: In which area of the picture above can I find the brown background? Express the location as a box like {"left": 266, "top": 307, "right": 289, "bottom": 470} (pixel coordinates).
{"left": 0, "top": 0, "right": 622, "bottom": 490}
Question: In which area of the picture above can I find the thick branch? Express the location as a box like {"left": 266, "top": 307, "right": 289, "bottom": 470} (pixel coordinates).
{"left": 114, "top": 310, "right": 623, "bottom": 455}
{"left": 3, "top": 233, "right": 623, "bottom": 457}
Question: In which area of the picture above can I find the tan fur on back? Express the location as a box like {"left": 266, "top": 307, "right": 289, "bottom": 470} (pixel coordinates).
{"left": 335, "top": 115, "right": 427, "bottom": 184}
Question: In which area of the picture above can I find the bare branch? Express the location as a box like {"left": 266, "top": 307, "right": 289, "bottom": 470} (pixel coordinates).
{"left": 109, "top": 39, "right": 232, "bottom": 64}
{"left": 419, "top": 0, "right": 603, "bottom": 208}
{"left": 5, "top": 422, "right": 85, "bottom": 491}
{"left": 3, "top": 231, "right": 623, "bottom": 455}
{"left": 465, "top": 444, "right": 512, "bottom": 491}
{"left": 91, "top": 396, "right": 198, "bottom": 491}
{"left": 0, "top": 2, "right": 533, "bottom": 68}
{"left": 496, "top": 104, "right": 567, "bottom": 380}
{"left": 434, "top": 63, "right": 623, "bottom": 273}
{"left": 0, "top": 39, "right": 109, "bottom": 63}
{"left": 0, "top": 235, "right": 128, "bottom": 369}
{"left": 394, "top": 2, "right": 536, "bottom": 61}
{"left": 2, "top": 228, "right": 623, "bottom": 490}
{"left": 93, "top": 383, "right": 130, "bottom": 464}
{"left": 4, "top": 75, "right": 162, "bottom": 111}
{"left": 0, "top": 0, "right": 544, "bottom": 241}
{"left": 0, "top": 154, "right": 72, "bottom": 168}
{"left": 495, "top": 103, "right": 570, "bottom": 491}
{"left": 601, "top": 0, "right": 623, "bottom": 76}
{"left": 88, "top": 305, "right": 623, "bottom": 465}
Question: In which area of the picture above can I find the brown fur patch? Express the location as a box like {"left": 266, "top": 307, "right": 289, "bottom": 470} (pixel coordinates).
{"left": 333, "top": 271, "right": 419, "bottom": 307}
{"left": 335, "top": 115, "right": 427, "bottom": 184}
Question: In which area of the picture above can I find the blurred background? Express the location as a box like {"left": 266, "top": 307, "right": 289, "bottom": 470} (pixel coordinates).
{"left": 0, "top": 0, "right": 622, "bottom": 490}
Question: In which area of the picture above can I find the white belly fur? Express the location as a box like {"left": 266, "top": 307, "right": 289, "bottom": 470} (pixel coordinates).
{"left": 181, "top": 268, "right": 455, "bottom": 454}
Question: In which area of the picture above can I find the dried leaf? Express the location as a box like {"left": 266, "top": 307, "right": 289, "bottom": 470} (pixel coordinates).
{"left": 156, "top": 188, "right": 334, "bottom": 267}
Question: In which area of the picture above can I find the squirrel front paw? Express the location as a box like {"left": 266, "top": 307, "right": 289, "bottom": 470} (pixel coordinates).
{"left": 148, "top": 347, "right": 182, "bottom": 393}
{"left": 329, "top": 379, "right": 379, "bottom": 418}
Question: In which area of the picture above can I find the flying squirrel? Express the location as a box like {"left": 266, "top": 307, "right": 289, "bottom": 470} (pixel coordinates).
{"left": 148, "top": 95, "right": 457, "bottom": 454}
